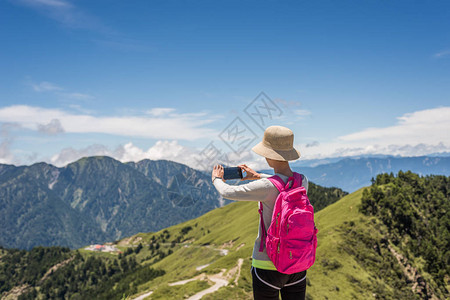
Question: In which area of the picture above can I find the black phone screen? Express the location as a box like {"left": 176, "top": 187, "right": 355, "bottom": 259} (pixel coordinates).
{"left": 223, "top": 167, "right": 243, "bottom": 180}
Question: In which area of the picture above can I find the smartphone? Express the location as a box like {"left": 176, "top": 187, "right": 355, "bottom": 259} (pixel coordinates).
{"left": 223, "top": 167, "right": 243, "bottom": 180}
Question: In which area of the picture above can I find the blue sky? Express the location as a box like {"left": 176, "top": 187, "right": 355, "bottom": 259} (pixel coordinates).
{"left": 1, "top": 0, "right": 449, "bottom": 169}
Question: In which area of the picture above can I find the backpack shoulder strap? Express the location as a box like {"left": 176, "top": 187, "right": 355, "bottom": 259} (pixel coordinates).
{"left": 269, "top": 174, "right": 304, "bottom": 190}
{"left": 267, "top": 175, "right": 286, "bottom": 192}
{"left": 258, "top": 175, "right": 285, "bottom": 253}
{"left": 258, "top": 202, "right": 266, "bottom": 252}
{"left": 293, "top": 172, "right": 303, "bottom": 187}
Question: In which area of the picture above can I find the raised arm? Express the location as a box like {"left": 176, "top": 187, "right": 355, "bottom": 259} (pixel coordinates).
{"left": 211, "top": 164, "right": 275, "bottom": 201}
{"left": 212, "top": 176, "right": 275, "bottom": 201}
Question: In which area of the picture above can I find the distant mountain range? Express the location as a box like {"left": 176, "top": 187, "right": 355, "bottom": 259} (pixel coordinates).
{"left": 0, "top": 156, "right": 345, "bottom": 250}
{"left": 289, "top": 156, "right": 450, "bottom": 192}
{"left": 0, "top": 157, "right": 223, "bottom": 249}
{"left": 2, "top": 154, "right": 447, "bottom": 250}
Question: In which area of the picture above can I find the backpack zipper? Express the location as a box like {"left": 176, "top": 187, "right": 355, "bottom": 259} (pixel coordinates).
{"left": 287, "top": 223, "right": 289, "bottom": 233}
{"left": 277, "top": 244, "right": 280, "bottom": 254}
{"left": 276, "top": 213, "right": 280, "bottom": 227}
{"left": 289, "top": 251, "right": 292, "bottom": 259}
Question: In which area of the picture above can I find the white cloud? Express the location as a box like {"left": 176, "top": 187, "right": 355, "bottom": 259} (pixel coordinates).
{"left": 0, "top": 141, "right": 12, "bottom": 164}
{"left": 47, "top": 140, "right": 267, "bottom": 171}
{"left": 3, "top": 105, "right": 449, "bottom": 168}
{"left": 32, "top": 81, "right": 63, "bottom": 92}
{"left": 0, "top": 105, "right": 217, "bottom": 140}
{"left": 37, "top": 119, "right": 65, "bottom": 135}
{"left": 339, "top": 107, "right": 450, "bottom": 145}
{"left": 48, "top": 141, "right": 202, "bottom": 168}
{"left": 116, "top": 141, "right": 201, "bottom": 167}
{"left": 0, "top": 134, "right": 13, "bottom": 164}
{"left": 0, "top": 123, "right": 21, "bottom": 164}
{"left": 146, "top": 108, "right": 176, "bottom": 117}
{"left": 299, "top": 142, "right": 449, "bottom": 160}
{"left": 305, "top": 141, "right": 319, "bottom": 148}
{"left": 298, "top": 107, "right": 450, "bottom": 159}
{"left": 50, "top": 144, "right": 111, "bottom": 167}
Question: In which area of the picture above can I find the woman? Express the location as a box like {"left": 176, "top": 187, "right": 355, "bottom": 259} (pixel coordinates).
{"left": 212, "top": 125, "right": 309, "bottom": 300}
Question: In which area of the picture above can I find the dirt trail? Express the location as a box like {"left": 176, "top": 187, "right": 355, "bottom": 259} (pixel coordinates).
{"left": 168, "top": 274, "right": 207, "bottom": 286}
{"left": 166, "top": 258, "right": 244, "bottom": 300}
{"left": 1, "top": 284, "right": 31, "bottom": 300}
{"left": 130, "top": 242, "right": 244, "bottom": 300}
{"left": 234, "top": 258, "right": 244, "bottom": 286}
{"left": 186, "top": 271, "right": 229, "bottom": 300}
{"left": 40, "top": 256, "right": 75, "bottom": 283}
{"left": 132, "top": 291, "right": 153, "bottom": 300}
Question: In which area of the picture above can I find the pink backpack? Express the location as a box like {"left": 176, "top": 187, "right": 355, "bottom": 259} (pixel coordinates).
{"left": 258, "top": 172, "right": 318, "bottom": 274}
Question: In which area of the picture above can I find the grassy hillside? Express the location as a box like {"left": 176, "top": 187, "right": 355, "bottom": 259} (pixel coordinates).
{"left": 124, "top": 191, "right": 376, "bottom": 300}
{"left": 122, "top": 177, "right": 447, "bottom": 299}
{"left": 123, "top": 200, "right": 258, "bottom": 299}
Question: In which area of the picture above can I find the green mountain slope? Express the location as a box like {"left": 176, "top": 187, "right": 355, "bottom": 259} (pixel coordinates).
{"left": 125, "top": 192, "right": 372, "bottom": 299}
{"left": 0, "top": 163, "right": 103, "bottom": 250}
{"left": 122, "top": 173, "right": 448, "bottom": 299}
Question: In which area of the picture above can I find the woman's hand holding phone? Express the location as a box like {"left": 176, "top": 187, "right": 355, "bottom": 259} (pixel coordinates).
{"left": 212, "top": 165, "right": 225, "bottom": 182}
{"left": 238, "top": 164, "right": 261, "bottom": 181}
{"left": 212, "top": 164, "right": 261, "bottom": 182}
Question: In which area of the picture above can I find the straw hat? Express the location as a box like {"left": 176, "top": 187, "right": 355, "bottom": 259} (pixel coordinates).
{"left": 252, "top": 125, "right": 301, "bottom": 161}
